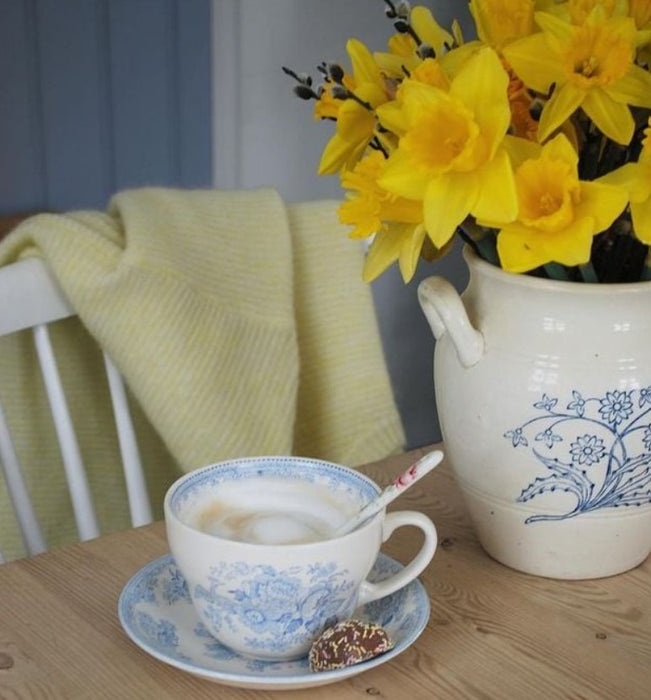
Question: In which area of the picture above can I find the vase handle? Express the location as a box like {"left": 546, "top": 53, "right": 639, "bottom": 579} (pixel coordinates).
{"left": 418, "top": 276, "right": 484, "bottom": 368}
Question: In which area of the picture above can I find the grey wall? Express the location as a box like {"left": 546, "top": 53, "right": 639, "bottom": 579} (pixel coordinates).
{"left": 211, "top": 0, "right": 473, "bottom": 448}
{"left": 0, "top": 0, "right": 212, "bottom": 214}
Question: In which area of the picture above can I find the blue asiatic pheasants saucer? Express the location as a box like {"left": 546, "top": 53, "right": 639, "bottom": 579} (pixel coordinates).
{"left": 118, "top": 553, "right": 430, "bottom": 690}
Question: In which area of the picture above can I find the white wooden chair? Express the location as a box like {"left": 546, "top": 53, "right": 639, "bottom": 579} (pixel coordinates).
{"left": 0, "top": 257, "right": 152, "bottom": 562}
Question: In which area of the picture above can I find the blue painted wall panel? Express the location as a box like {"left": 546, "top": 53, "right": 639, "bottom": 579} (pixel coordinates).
{"left": 178, "top": 0, "right": 213, "bottom": 187}
{"left": 0, "top": 0, "right": 212, "bottom": 216}
{"left": 0, "top": 0, "right": 45, "bottom": 212}
{"left": 36, "top": 0, "right": 112, "bottom": 210}
{"left": 108, "top": 0, "right": 180, "bottom": 189}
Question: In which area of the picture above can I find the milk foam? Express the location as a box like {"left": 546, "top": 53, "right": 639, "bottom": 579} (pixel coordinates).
{"left": 189, "top": 477, "right": 356, "bottom": 545}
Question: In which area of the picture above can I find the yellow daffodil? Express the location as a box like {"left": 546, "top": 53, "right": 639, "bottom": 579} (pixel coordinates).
{"left": 339, "top": 151, "right": 422, "bottom": 238}
{"left": 599, "top": 118, "right": 651, "bottom": 243}
{"left": 484, "top": 134, "right": 628, "bottom": 271}
{"left": 313, "top": 88, "right": 341, "bottom": 120}
{"left": 503, "top": 9, "right": 651, "bottom": 145}
{"left": 630, "top": 0, "right": 651, "bottom": 28}
{"left": 556, "top": 0, "right": 629, "bottom": 23}
{"left": 338, "top": 151, "right": 427, "bottom": 282}
{"left": 374, "top": 58, "right": 451, "bottom": 140}
{"left": 317, "top": 39, "right": 388, "bottom": 175}
{"left": 411, "top": 5, "right": 455, "bottom": 55}
{"left": 469, "top": 0, "right": 536, "bottom": 50}
{"left": 374, "top": 6, "right": 454, "bottom": 79}
{"left": 376, "top": 47, "right": 517, "bottom": 249}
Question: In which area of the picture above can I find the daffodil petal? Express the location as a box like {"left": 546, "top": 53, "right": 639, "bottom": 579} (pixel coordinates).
{"left": 337, "top": 100, "right": 375, "bottom": 142}
{"left": 362, "top": 228, "right": 402, "bottom": 282}
{"left": 382, "top": 196, "right": 423, "bottom": 224}
{"left": 542, "top": 132, "right": 579, "bottom": 166}
{"left": 538, "top": 82, "right": 585, "bottom": 143}
{"left": 379, "top": 150, "right": 430, "bottom": 199}
{"left": 575, "top": 181, "right": 628, "bottom": 232}
{"left": 449, "top": 47, "right": 511, "bottom": 154}
{"left": 631, "top": 197, "right": 651, "bottom": 244}
{"left": 424, "top": 172, "right": 475, "bottom": 248}
{"left": 544, "top": 217, "right": 595, "bottom": 267}
{"left": 502, "top": 33, "right": 560, "bottom": 94}
{"left": 581, "top": 89, "right": 634, "bottom": 145}
{"left": 318, "top": 133, "right": 366, "bottom": 175}
{"left": 603, "top": 64, "right": 651, "bottom": 108}
{"left": 497, "top": 223, "right": 553, "bottom": 273}
{"left": 411, "top": 6, "right": 454, "bottom": 55}
{"left": 376, "top": 100, "right": 409, "bottom": 136}
{"left": 503, "top": 135, "right": 541, "bottom": 169}
{"left": 398, "top": 224, "right": 427, "bottom": 282}
{"left": 598, "top": 162, "right": 641, "bottom": 195}
{"left": 472, "top": 148, "right": 518, "bottom": 224}
{"left": 439, "top": 41, "right": 481, "bottom": 76}
{"left": 533, "top": 10, "right": 575, "bottom": 41}
{"left": 347, "top": 38, "right": 382, "bottom": 86}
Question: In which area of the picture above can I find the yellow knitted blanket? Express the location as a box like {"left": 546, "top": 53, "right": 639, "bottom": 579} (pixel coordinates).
{"left": 0, "top": 188, "right": 404, "bottom": 559}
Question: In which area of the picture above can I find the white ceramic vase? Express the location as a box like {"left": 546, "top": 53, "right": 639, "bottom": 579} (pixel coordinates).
{"left": 418, "top": 246, "right": 651, "bottom": 579}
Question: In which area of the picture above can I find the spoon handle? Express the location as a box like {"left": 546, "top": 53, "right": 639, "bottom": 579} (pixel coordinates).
{"left": 335, "top": 449, "right": 444, "bottom": 536}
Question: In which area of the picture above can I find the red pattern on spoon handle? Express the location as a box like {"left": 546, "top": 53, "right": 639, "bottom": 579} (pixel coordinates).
{"left": 335, "top": 450, "right": 444, "bottom": 536}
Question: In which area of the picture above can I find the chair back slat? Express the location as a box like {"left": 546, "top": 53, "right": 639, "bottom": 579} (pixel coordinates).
{"left": 0, "top": 257, "right": 152, "bottom": 562}
{"left": 32, "top": 323, "right": 100, "bottom": 542}
{"left": 0, "top": 257, "right": 74, "bottom": 335}
{"left": 0, "top": 392, "right": 47, "bottom": 556}
{"left": 103, "top": 353, "right": 152, "bottom": 527}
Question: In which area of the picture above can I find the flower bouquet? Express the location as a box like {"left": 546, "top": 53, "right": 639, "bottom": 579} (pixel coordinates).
{"left": 284, "top": 0, "right": 651, "bottom": 284}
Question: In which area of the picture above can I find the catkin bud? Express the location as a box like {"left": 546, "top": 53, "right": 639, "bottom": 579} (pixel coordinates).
{"left": 417, "top": 43, "right": 435, "bottom": 59}
{"left": 328, "top": 63, "right": 345, "bottom": 83}
{"left": 293, "top": 85, "right": 316, "bottom": 100}
{"left": 396, "top": 1, "right": 411, "bottom": 18}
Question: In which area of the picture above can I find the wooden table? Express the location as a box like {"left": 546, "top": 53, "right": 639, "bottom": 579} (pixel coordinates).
{"left": 0, "top": 446, "right": 648, "bottom": 699}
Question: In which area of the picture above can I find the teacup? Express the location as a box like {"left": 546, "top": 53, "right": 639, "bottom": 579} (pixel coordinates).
{"left": 164, "top": 456, "right": 438, "bottom": 661}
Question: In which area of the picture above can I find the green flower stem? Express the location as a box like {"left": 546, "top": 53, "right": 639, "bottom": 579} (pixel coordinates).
{"left": 642, "top": 264, "right": 651, "bottom": 281}
{"left": 578, "top": 262, "right": 599, "bottom": 283}
{"left": 543, "top": 262, "right": 571, "bottom": 281}
{"left": 458, "top": 221, "right": 499, "bottom": 266}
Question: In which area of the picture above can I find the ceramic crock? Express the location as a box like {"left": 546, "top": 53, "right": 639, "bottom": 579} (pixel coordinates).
{"left": 418, "top": 246, "right": 651, "bottom": 579}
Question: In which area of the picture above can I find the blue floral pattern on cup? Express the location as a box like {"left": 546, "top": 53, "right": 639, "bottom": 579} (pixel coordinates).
{"left": 505, "top": 387, "right": 651, "bottom": 523}
{"left": 193, "top": 560, "right": 356, "bottom": 655}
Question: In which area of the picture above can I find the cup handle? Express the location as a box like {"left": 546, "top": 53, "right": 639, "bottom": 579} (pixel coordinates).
{"left": 356, "top": 510, "right": 438, "bottom": 606}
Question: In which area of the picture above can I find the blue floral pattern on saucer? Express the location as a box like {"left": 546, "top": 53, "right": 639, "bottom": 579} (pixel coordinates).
{"left": 118, "top": 553, "right": 430, "bottom": 690}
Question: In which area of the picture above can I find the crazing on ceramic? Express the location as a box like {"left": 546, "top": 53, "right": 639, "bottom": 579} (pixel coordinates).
{"left": 117, "top": 553, "right": 430, "bottom": 690}
{"left": 505, "top": 387, "right": 651, "bottom": 523}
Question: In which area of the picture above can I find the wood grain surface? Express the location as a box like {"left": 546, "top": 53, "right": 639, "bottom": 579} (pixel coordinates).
{"left": 0, "top": 445, "right": 648, "bottom": 699}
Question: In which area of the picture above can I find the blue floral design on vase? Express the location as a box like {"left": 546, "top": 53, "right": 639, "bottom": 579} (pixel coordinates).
{"left": 193, "top": 561, "right": 356, "bottom": 656}
{"left": 504, "top": 387, "right": 651, "bottom": 523}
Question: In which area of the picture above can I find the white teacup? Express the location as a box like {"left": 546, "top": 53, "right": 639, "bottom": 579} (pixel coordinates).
{"left": 164, "top": 456, "right": 437, "bottom": 661}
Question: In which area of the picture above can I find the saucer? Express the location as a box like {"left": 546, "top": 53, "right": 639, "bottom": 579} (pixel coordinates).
{"left": 118, "top": 553, "right": 430, "bottom": 690}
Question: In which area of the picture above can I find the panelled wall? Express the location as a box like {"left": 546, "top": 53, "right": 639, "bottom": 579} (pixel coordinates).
{"left": 0, "top": 0, "right": 212, "bottom": 215}
{"left": 212, "top": 0, "right": 474, "bottom": 448}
